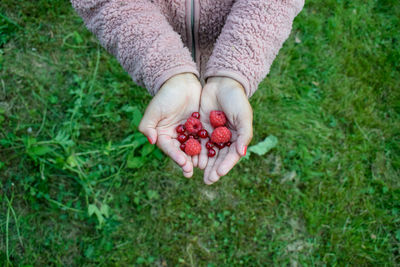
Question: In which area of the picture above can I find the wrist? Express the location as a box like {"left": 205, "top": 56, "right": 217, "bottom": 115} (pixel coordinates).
{"left": 168, "top": 73, "right": 199, "bottom": 86}
{"left": 157, "top": 72, "right": 201, "bottom": 99}
{"left": 206, "top": 76, "right": 246, "bottom": 98}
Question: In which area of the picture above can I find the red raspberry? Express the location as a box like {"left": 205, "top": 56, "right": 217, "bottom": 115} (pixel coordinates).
{"left": 206, "top": 141, "right": 214, "bottom": 150}
{"left": 211, "top": 126, "right": 231, "bottom": 144}
{"left": 185, "top": 117, "right": 202, "bottom": 134}
{"left": 208, "top": 148, "right": 216, "bottom": 158}
{"left": 198, "top": 129, "right": 208, "bottom": 139}
{"left": 180, "top": 143, "right": 186, "bottom": 151}
{"left": 210, "top": 110, "right": 227, "bottom": 128}
{"left": 177, "top": 134, "right": 188, "bottom": 143}
{"left": 184, "top": 139, "right": 201, "bottom": 156}
{"left": 176, "top": 124, "right": 185, "bottom": 134}
{"left": 191, "top": 112, "right": 200, "bottom": 119}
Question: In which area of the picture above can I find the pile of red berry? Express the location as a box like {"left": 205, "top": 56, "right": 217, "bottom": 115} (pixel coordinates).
{"left": 208, "top": 110, "right": 232, "bottom": 157}
{"left": 175, "top": 111, "right": 232, "bottom": 158}
{"left": 176, "top": 112, "right": 204, "bottom": 156}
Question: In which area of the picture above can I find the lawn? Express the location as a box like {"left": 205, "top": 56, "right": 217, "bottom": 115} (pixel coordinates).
{"left": 0, "top": 0, "right": 399, "bottom": 265}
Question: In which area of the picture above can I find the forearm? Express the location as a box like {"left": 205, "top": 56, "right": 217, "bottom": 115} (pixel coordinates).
{"left": 205, "top": 0, "right": 304, "bottom": 97}
{"left": 70, "top": 0, "right": 199, "bottom": 95}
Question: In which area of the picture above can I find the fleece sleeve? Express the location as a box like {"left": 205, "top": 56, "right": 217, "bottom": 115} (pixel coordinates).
{"left": 70, "top": 0, "right": 199, "bottom": 96}
{"left": 204, "top": 0, "right": 304, "bottom": 97}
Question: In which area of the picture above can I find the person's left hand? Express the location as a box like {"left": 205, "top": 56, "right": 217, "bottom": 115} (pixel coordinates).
{"left": 198, "top": 77, "right": 253, "bottom": 184}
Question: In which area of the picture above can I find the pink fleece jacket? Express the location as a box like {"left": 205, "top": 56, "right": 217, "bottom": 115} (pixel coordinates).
{"left": 70, "top": 0, "right": 304, "bottom": 97}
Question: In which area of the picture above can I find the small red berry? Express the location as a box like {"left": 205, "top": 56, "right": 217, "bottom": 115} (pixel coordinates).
{"left": 191, "top": 112, "right": 200, "bottom": 119}
{"left": 198, "top": 129, "right": 208, "bottom": 139}
{"left": 215, "top": 142, "right": 225, "bottom": 149}
{"left": 176, "top": 124, "right": 185, "bottom": 134}
{"left": 177, "top": 134, "right": 188, "bottom": 143}
{"left": 206, "top": 141, "right": 214, "bottom": 150}
{"left": 208, "top": 148, "right": 216, "bottom": 157}
{"left": 180, "top": 143, "right": 186, "bottom": 151}
{"left": 226, "top": 141, "right": 231, "bottom": 147}
{"left": 185, "top": 117, "right": 202, "bottom": 134}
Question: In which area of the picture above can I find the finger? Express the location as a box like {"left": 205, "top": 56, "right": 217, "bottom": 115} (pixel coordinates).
{"left": 138, "top": 104, "right": 160, "bottom": 145}
{"left": 183, "top": 169, "right": 194, "bottom": 178}
{"left": 157, "top": 135, "right": 189, "bottom": 168}
{"left": 182, "top": 157, "right": 194, "bottom": 173}
{"left": 216, "top": 145, "right": 241, "bottom": 177}
{"left": 192, "top": 155, "right": 199, "bottom": 168}
{"left": 235, "top": 109, "right": 253, "bottom": 157}
{"left": 198, "top": 138, "right": 209, "bottom": 170}
{"left": 182, "top": 159, "right": 194, "bottom": 178}
{"left": 205, "top": 147, "right": 229, "bottom": 184}
{"left": 203, "top": 150, "right": 218, "bottom": 185}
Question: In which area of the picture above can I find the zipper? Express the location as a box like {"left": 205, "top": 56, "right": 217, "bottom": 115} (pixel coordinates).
{"left": 190, "top": 0, "right": 196, "bottom": 62}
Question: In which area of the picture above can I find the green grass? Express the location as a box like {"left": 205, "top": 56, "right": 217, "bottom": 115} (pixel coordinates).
{"left": 1, "top": 0, "right": 399, "bottom": 265}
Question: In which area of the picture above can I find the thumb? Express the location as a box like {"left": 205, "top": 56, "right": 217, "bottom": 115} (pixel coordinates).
{"left": 235, "top": 104, "right": 253, "bottom": 157}
{"left": 139, "top": 103, "right": 159, "bottom": 145}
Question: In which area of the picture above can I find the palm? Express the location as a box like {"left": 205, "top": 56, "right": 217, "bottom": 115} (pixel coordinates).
{"left": 139, "top": 73, "right": 201, "bottom": 178}
{"left": 198, "top": 78, "right": 253, "bottom": 184}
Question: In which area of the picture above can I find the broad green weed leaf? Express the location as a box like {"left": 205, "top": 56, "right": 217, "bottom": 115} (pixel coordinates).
{"left": 100, "top": 204, "right": 110, "bottom": 218}
{"left": 127, "top": 132, "right": 148, "bottom": 152}
{"left": 242, "top": 135, "right": 278, "bottom": 160}
{"left": 0, "top": 138, "right": 10, "bottom": 147}
{"left": 73, "top": 31, "right": 83, "bottom": 44}
{"left": 122, "top": 106, "right": 142, "bottom": 127}
{"left": 146, "top": 190, "right": 159, "bottom": 200}
{"left": 396, "top": 229, "right": 400, "bottom": 241}
{"left": 131, "top": 107, "right": 142, "bottom": 127}
{"left": 84, "top": 245, "right": 94, "bottom": 258}
{"left": 22, "top": 136, "right": 37, "bottom": 148}
{"left": 49, "top": 95, "right": 58, "bottom": 104}
{"left": 141, "top": 143, "right": 155, "bottom": 156}
{"left": 88, "top": 204, "right": 97, "bottom": 216}
{"left": 133, "top": 132, "right": 147, "bottom": 144}
{"left": 127, "top": 155, "right": 145, "bottom": 169}
{"left": 153, "top": 148, "right": 164, "bottom": 160}
{"left": 121, "top": 134, "right": 135, "bottom": 144}
{"left": 248, "top": 135, "right": 278, "bottom": 156}
{"left": 0, "top": 161, "right": 4, "bottom": 170}
{"left": 54, "top": 130, "right": 75, "bottom": 151}
{"left": 88, "top": 204, "right": 104, "bottom": 225}
{"left": 67, "top": 155, "right": 79, "bottom": 167}
{"left": 104, "top": 141, "right": 112, "bottom": 155}
{"left": 29, "top": 145, "right": 53, "bottom": 156}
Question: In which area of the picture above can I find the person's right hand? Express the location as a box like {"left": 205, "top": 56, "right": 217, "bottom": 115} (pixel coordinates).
{"left": 198, "top": 77, "right": 253, "bottom": 185}
{"left": 139, "top": 73, "right": 202, "bottom": 178}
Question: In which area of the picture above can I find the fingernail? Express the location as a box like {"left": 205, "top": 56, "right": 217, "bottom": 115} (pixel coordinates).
{"left": 243, "top": 146, "right": 247, "bottom": 156}
{"left": 147, "top": 136, "right": 153, "bottom": 144}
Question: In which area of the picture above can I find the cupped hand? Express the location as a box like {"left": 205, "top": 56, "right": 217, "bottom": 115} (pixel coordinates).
{"left": 198, "top": 77, "right": 253, "bottom": 184}
{"left": 139, "top": 73, "right": 201, "bottom": 178}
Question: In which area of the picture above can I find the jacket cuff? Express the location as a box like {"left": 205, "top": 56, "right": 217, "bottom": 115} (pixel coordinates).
{"left": 151, "top": 66, "right": 200, "bottom": 96}
{"left": 204, "top": 68, "right": 253, "bottom": 98}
